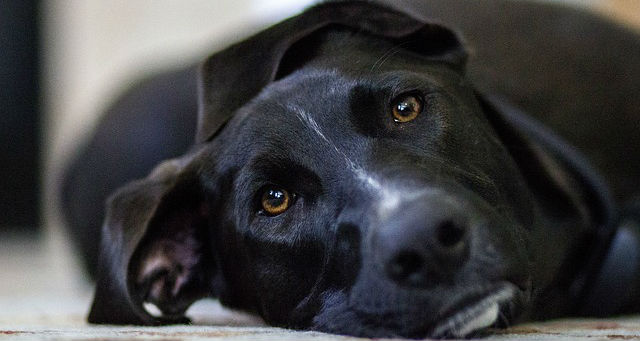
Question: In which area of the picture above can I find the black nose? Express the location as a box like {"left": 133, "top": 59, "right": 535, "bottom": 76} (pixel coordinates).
{"left": 376, "top": 198, "right": 471, "bottom": 287}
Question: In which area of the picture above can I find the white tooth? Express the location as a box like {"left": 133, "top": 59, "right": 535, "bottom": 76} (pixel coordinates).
{"left": 451, "top": 302, "right": 499, "bottom": 338}
{"left": 432, "top": 285, "right": 515, "bottom": 338}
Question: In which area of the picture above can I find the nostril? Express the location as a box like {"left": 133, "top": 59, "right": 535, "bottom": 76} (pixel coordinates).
{"left": 436, "top": 220, "right": 467, "bottom": 249}
{"left": 386, "top": 251, "right": 424, "bottom": 282}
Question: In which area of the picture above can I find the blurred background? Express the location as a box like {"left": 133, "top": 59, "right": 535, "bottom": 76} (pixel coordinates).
{"left": 0, "top": 0, "right": 639, "bottom": 320}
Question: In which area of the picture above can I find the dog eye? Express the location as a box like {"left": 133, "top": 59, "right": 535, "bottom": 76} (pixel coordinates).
{"left": 260, "top": 188, "right": 292, "bottom": 216}
{"left": 391, "top": 93, "right": 423, "bottom": 123}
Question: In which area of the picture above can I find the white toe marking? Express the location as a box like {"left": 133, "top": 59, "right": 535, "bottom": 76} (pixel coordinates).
{"left": 143, "top": 302, "right": 163, "bottom": 318}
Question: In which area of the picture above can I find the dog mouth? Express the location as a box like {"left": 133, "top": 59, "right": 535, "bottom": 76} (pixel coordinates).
{"left": 429, "top": 283, "right": 517, "bottom": 338}
{"left": 342, "top": 281, "right": 521, "bottom": 339}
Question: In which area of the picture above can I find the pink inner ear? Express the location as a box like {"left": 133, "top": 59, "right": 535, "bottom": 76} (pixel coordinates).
{"left": 138, "top": 250, "right": 172, "bottom": 283}
{"left": 138, "top": 245, "right": 190, "bottom": 298}
{"left": 134, "top": 202, "right": 209, "bottom": 314}
{"left": 135, "top": 239, "right": 204, "bottom": 315}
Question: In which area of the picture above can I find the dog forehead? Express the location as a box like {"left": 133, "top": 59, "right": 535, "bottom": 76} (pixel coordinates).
{"left": 213, "top": 26, "right": 469, "bottom": 148}
{"left": 216, "top": 65, "right": 479, "bottom": 171}
{"left": 233, "top": 69, "right": 359, "bottom": 138}
{"left": 232, "top": 65, "right": 449, "bottom": 133}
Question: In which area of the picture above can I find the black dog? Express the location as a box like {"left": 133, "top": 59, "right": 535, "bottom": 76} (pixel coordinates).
{"left": 62, "top": 0, "right": 640, "bottom": 339}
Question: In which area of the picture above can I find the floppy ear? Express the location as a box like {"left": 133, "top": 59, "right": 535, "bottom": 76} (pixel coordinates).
{"left": 88, "top": 148, "right": 215, "bottom": 325}
{"left": 477, "top": 94, "right": 613, "bottom": 229}
{"left": 477, "top": 94, "right": 620, "bottom": 313}
{"left": 197, "top": 0, "right": 467, "bottom": 143}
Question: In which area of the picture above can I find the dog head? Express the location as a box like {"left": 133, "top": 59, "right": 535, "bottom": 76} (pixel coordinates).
{"left": 88, "top": 1, "right": 599, "bottom": 338}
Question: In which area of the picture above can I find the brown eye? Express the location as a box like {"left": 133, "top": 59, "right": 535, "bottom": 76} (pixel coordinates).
{"left": 391, "top": 93, "right": 423, "bottom": 123}
{"left": 261, "top": 188, "right": 291, "bottom": 216}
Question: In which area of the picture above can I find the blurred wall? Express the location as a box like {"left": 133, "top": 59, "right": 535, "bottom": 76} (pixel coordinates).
{"left": 598, "top": 0, "right": 640, "bottom": 28}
